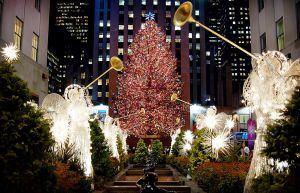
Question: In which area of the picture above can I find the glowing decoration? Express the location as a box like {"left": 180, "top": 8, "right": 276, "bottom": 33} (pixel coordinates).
{"left": 1, "top": 43, "right": 19, "bottom": 62}
{"left": 247, "top": 119, "right": 256, "bottom": 150}
{"left": 225, "top": 119, "right": 235, "bottom": 129}
{"left": 145, "top": 11, "right": 155, "bottom": 21}
{"left": 183, "top": 143, "right": 192, "bottom": 152}
{"left": 243, "top": 51, "right": 300, "bottom": 193}
{"left": 205, "top": 130, "right": 232, "bottom": 158}
{"left": 100, "top": 116, "right": 128, "bottom": 160}
{"left": 196, "top": 106, "right": 229, "bottom": 131}
{"left": 182, "top": 130, "right": 194, "bottom": 154}
{"left": 115, "top": 20, "right": 186, "bottom": 137}
{"left": 42, "top": 84, "right": 93, "bottom": 177}
{"left": 170, "top": 128, "right": 181, "bottom": 153}
{"left": 183, "top": 130, "right": 194, "bottom": 144}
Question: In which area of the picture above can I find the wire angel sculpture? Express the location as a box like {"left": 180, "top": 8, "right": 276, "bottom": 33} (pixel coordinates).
{"left": 42, "top": 84, "right": 93, "bottom": 177}
{"left": 100, "top": 116, "right": 128, "bottom": 160}
{"left": 243, "top": 51, "right": 300, "bottom": 193}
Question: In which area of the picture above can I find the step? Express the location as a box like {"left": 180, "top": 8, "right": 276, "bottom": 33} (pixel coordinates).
{"left": 106, "top": 185, "right": 191, "bottom": 193}
{"left": 113, "top": 181, "right": 184, "bottom": 186}
{"left": 126, "top": 170, "right": 173, "bottom": 176}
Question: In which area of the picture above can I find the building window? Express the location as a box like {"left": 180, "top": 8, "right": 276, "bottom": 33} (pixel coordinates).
{"left": 258, "top": 0, "right": 264, "bottom": 12}
{"left": 260, "top": 33, "right": 266, "bottom": 52}
{"left": 297, "top": 1, "right": 300, "bottom": 38}
{"left": 35, "top": 0, "right": 41, "bottom": 11}
{"left": 31, "top": 33, "right": 39, "bottom": 61}
{"left": 14, "top": 17, "right": 23, "bottom": 50}
{"left": 276, "top": 17, "right": 284, "bottom": 50}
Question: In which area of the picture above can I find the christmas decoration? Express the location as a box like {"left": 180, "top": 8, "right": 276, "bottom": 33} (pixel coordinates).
{"left": 195, "top": 106, "right": 233, "bottom": 158}
{"left": 115, "top": 20, "right": 185, "bottom": 137}
{"left": 243, "top": 51, "right": 300, "bottom": 193}
{"left": 42, "top": 84, "right": 93, "bottom": 177}
{"left": 99, "top": 116, "right": 127, "bottom": 160}
{"left": 1, "top": 43, "right": 19, "bottom": 62}
{"left": 145, "top": 11, "right": 155, "bottom": 21}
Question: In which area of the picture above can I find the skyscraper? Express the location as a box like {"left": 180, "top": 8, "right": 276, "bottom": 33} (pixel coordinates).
{"left": 205, "top": 0, "right": 252, "bottom": 107}
{"left": 47, "top": 0, "right": 91, "bottom": 94}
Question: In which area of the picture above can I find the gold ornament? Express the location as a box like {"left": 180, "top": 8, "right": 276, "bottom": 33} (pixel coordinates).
{"left": 171, "top": 93, "right": 179, "bottom": 102}
{"left": 110, "top": 56, "right": 124, "bottom": 71}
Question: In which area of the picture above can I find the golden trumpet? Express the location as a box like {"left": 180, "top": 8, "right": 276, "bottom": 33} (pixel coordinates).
{"left": 85, "top": 56, "right": 123, "bottom": 89}
{"left": 173, "top": 1, "right": 257, "bottom": 60}
{"left": 170, "top": 93, "right": 191, "bottom": 105}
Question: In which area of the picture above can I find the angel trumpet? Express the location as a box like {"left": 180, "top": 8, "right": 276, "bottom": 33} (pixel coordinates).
{"left": 174, "top": 1, "right": 257, "bottom": 60}
{"left": 85, "top": 56, "right": 123, "bottom": 89}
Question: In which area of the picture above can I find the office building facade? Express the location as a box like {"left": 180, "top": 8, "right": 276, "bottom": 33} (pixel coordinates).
{"left": 0, "top": 0, "right": 50, "bottom": 103}
{"left": 249, "top": 0, "right": 300, "bottom": 60}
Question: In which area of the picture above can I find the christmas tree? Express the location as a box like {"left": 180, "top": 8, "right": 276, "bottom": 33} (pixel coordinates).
{"left": 0, "top": 60, "right": 56, "bottom": 193}
{"left": 115, "top": 19, "right": 185, "bottom": 137}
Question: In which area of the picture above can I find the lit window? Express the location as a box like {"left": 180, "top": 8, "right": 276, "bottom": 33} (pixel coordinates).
{"left": 119, "top": 0, "right": 124, "bottom": 6}
{"left": 99, "top": 20, "right": 103, "bottom": 27}
{"left": 175, "top": 26, "right": 181, "bottom": 31}
{"left": 129, "top": 11, "right": 134, "bottom": 18}
{"left": 175, "top": 1, "right": 180, "bottom": 6}
{"left": 118, "top": 35, "right": 124, "bottom": 42}
{"left": 142, "top": 0, "right": 146, "bottom": 5}
{"left": 31, "top": 33, "right": 39, "bottom": 61}
{"left": 128, "top": 25, "right": 133, "bottom": 30}
{"left": 98, "top": 79, "right": 102, "bottom": 85}
{"left": 119, "top": 25, "right": 124, "bottom": 30}
{"left": 206, "top": 51, "right": 210, "bottom": 56}
{"left": 189, "top": 33, "right": 192, "bottom": 38}
{"left": 195, "top": 10, "right": 199, "bottom": 16}
{"left": 98, "top": 92, "right": 102, "bottom": 97}
{"left": 276, "top": 17, "right": 284, "bottom": 50}
{"left": 196, "top": 33, "right": 200, "bottom": 38}
{"left": 166, "top": 1, "right": 171, "bottom": 6}
{"left": 14, "top": 17, "right": 23, "bottom": 50}
{"left": 153, "top": 0, "right": 158, "bottom": 5}
{"left": 106, "top": 92, "right": 109, "bottom": 97}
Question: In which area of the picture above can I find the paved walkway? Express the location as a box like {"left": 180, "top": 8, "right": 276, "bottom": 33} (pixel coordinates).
{"left": 167, "top": 165, "right": 206, "bottom": 193}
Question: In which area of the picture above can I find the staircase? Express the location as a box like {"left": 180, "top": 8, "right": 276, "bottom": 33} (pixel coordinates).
{"left": 106, "top": 165, "right": 191, "bottom": 193}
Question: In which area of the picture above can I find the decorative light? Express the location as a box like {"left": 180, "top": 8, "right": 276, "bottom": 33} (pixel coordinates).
{"left": 145, "top": 12, "right": 155, "bottom": 21}
{"left": 1, "top": 43, "right": 19, "bottom": 62}
{"left": 243, "top": 51, "right": 300, "bottom": 192}
{"left": 42, "top": 84, "right": 93, "bottom": 177}
{"left": 204, "top": 129, "right": 232, "bottom": 158}
{"left": 183, "top": 130, "right": 194, "bottom": 144}
{"left": 225, "top": 119, "right": 235, "bottom": 129}
{"left": 183, "top": 143, "right": 192, "bottom": 152}
{"left": 196, "top": 106, "right": 230, "bottom": 131}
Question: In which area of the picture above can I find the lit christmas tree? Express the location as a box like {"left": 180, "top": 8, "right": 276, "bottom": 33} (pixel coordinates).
{"left": 115, "top": 19, "right": 185, "bottom": 137}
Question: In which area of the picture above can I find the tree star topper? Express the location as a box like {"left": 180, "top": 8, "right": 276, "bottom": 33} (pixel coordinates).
{"left": 145, "top": 11, "right": 155, "bottom": 21}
